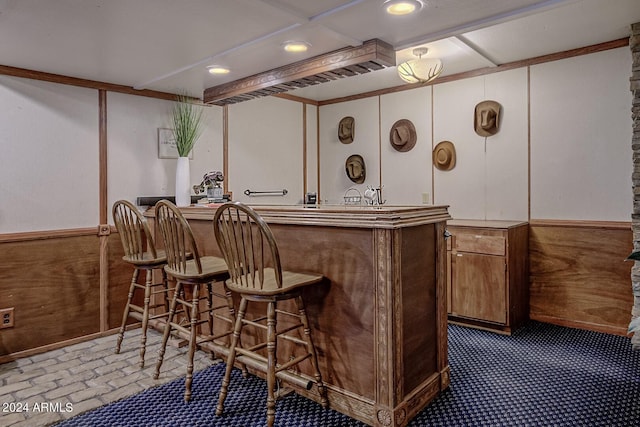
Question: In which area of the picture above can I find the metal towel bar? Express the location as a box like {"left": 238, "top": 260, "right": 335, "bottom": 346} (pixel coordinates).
{"left": 244, "top": 189, "right": 288, "bottom": 196}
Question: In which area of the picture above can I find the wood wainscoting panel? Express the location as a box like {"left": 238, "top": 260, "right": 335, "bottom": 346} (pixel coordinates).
{"left": 529, "top": 221, "right": 633, "bottom": 335}
{"left": 259, "top": 223, "right": 377, "bottom": 402}
{"left": 107, "top": 232, "right": 137, "bottom": 330}
{"left": 183, "top": 219, "right": 377, "bottom": 400}
{"left": 0, "top": 234, "right": 101, "bottom": 356}
{"left": 400, "top": 224, "right": 437, "bottom": 397}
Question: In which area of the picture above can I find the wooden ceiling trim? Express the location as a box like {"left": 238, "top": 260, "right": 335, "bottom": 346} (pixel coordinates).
{"left": 204, "top": 38, "right": 395, "bottom": 106}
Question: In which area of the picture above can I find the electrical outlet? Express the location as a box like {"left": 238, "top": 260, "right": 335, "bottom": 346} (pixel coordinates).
{"left": 422, "top": 192, "right": 431, "bottom": 204}
{"left": 0, "top": 308, "right": 14, "bottom": 329}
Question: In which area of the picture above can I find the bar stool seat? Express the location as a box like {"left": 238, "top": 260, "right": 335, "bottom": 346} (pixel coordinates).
{"left": 213, "top": 201, "right": 328, "bottom": 427}
{"left": 153, "top": 200, "right": 234, "bottom": 402}
{"left": 112, "top": 199, "right": 171, "bottom": 369}
{"left": 167, "top": 256, "right": 228, "bottom": 281}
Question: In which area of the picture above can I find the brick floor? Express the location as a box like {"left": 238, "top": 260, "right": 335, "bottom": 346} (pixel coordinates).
{"left": 0, "top": 329, "right": 220, "bottom": 426}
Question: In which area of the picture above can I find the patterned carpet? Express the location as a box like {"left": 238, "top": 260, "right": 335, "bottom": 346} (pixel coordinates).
{"left": 55, "top": 321, "right": 640, "bottom": 426}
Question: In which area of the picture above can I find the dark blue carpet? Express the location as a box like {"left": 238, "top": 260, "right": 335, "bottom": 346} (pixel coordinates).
{"left": 55, "top": 322, "right": 640, "bottom": 426}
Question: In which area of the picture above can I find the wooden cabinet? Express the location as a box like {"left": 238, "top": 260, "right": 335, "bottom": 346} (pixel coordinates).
{"left": 446, "top": 220, "right": 529, "bottom": 334}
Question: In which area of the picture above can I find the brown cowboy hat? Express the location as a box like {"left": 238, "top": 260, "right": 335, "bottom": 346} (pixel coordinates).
{"left": 338, "top": 116, "right": 355, "bottom": 144}
{"left": 345, "top": 154, "right": 366, "bottom": 184}
{"left": 433, "top": 141, "right": 456, "bottom": 171}
{"left": 474, "top": 100, "right": 501, "bottom": 137}
{"left": 390, "top": 119, "right": 417, "bottom": 152}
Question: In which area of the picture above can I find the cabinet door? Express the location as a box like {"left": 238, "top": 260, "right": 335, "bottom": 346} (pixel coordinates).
{"left": 450, "top": 252, "right": 506, "bottom": 324}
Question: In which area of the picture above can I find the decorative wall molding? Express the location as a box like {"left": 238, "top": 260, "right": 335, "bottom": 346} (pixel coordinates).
{"left": 318, "top": 37, "right": 629, "bottom": 106}
{"left": 528, "top": 219, "right": 631, "bottom": 230}
{"left": 0, "top": 38, "right": 626, "bottom": 108}
{"left": 0, "top": 64, "right": 178, "bottom": 101}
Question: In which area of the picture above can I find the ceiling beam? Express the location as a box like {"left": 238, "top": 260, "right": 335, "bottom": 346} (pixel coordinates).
{"left": 257, "top": 0, "right": 367, "bottom": 46}
{"left": 203, "top": 39, "right": 395, "bottom": 106}
{"left": 394, "top": 0, "right": 574, "bottom": 51}
{"left": 451, "top": 35, "right": 500, "bottom": 67}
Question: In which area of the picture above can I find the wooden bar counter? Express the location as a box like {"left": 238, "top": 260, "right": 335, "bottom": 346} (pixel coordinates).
{"left": 145, "top": 204, "right": 451, "bottom": 427}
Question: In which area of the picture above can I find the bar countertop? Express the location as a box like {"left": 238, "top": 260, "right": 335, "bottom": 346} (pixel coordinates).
{"left": 144, "top": 203, "right": 451, "bottom": 229}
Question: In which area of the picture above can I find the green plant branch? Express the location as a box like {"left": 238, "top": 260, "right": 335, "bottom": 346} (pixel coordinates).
{"left": 172, "top": 94, "right": 204, "bottom": 157}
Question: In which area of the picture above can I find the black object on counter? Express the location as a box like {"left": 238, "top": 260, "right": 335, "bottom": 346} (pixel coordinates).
{"left": 136, "top": 196, "right": 201, "bottom": 206}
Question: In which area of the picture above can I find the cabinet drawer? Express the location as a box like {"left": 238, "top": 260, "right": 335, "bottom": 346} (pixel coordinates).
{"left": 454, "top": 234, "right": 505, "bottom": 256}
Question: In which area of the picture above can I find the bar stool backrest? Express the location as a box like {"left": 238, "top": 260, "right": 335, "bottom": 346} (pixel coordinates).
{"left": 112, "top": 199, "right": 158, "bottom": 261}
{"left": 155, "top": 200, "right": 203, "bottom": 274}
{"left": 213, "top": 202, "right": 283, "bottom": 291}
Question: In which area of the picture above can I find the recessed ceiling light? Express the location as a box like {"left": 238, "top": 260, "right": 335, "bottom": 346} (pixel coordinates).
{"left": 283, "top": 41, "right": 311, "bottom": 53}
{"left": 383, "top": 0, "right": 423, "bottom": 15}
{"left": 207, "top": 66, "right": 230, "bottom": 75}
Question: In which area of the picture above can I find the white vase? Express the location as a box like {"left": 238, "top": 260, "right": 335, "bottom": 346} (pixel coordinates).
{"left": 175, "top": 156, "right": 191, "bottom": 207}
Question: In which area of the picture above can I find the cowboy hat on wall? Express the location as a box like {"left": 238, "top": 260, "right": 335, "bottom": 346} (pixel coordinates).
{"left": 345, "top": 154, "right": 366, "bottom": 184}
{"left": 474, "top": 100, "right": 502, "bottom": 137}
{"left": 433, "top": 141, "right": 456, "bottom": 171}
{"left": 338, "top": 116, "right": 355, "bottom": 144}
{"left": 389, "top": 119, "right": 417, "bottom": 152}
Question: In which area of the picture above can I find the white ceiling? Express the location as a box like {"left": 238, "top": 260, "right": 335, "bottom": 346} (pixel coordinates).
{"left": 0, "top": 0, "right": 638, "bottom": 102}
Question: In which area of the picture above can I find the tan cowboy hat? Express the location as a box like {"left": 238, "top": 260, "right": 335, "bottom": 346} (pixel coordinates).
{"left": 338, "top": 116, "right": 355, "bottom": 144}
{"left": 433, "top": 141, "right": 456, "bottom": 171}
{"left": 474, "top": 100, "right": 501, "bottom": 137}
{"left": 390, "top": 119, "right": 417, "bottom": 152}
{"left": 345, "top": 154, "right": 366, "bottom": 184}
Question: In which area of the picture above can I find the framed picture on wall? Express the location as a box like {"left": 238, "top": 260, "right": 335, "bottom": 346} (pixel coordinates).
{"left": 158, "top": 128, "right": 193, "bottom": 159}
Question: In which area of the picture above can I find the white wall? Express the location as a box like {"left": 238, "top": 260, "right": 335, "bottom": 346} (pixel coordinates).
{"left": 316, "top": 47, "right": 629, "bottom": 223}
{"left": 380, "top": 86, "right": 433, "bottom": 205}
{"left": 0, "top": 77, "right": 99, "bottom": 233}
{"left": 483, "top": 69, "right": 529, "bottom": 220}
{"left": 319, "top": 98, "right": 380, "bottom": 204}
{"left": 107, "top": 92, "right": 223, "bottom": 220}
{"left": 228, "top": 96, "right": 305, "bottom": 205}
{"left": 0, "top": 46, "right": 632, "bottom": 235}
{"left": 530, "top": 47, "right": 632, "bottom": 221}
{"left": 0, "top": 80, "right": 224, "bottom": 233}
{"left": 433, "top": 68, "right": 529, "bottom": 220}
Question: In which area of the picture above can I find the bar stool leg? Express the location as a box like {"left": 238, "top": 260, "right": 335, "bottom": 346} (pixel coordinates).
{"left": 206, "top": 282, "right": 214, "bottom": 336}
{"left": 154, "top": 281, "right": 183, "bottom": 380}
{"left": 184, "top": 283, "right": 200, "bottom": 402}
{"left": 216, "top": 297, "right": 248, "bottom": 416}
{"left": 162, "top": 270, "right": 170, "bottom": 313}
{"left": 296, "top": 295, "right": 328, "bottom": 407}
{"left": 115, "top": 268, "right": 140, "bottom": 355}
{"left": 266, "top": 301, "right": 277, "bottom": 427}
{"left": 224, "top": 287, "right": 247, "bottom": 376}
{"left": 138, "top": 269, "right": 153, "bottom": 368}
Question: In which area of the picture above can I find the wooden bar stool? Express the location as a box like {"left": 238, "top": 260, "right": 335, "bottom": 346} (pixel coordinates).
{"left": 153, "top": 200, "right": 234, "bottom": 401}
{"left": 112, "top": 200, "right": 170, "bottom": 368}
{"left": 213, "top": 202, "right": 328, "bottom": 427}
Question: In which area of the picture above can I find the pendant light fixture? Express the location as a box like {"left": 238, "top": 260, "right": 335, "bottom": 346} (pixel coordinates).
{"left": 397, "top": 47, "right": 443, "bottom": 84}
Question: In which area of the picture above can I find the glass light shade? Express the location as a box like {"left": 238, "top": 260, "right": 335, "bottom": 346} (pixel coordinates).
{"left": 397, "top": 57, "right": 443, "bottom": 83}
